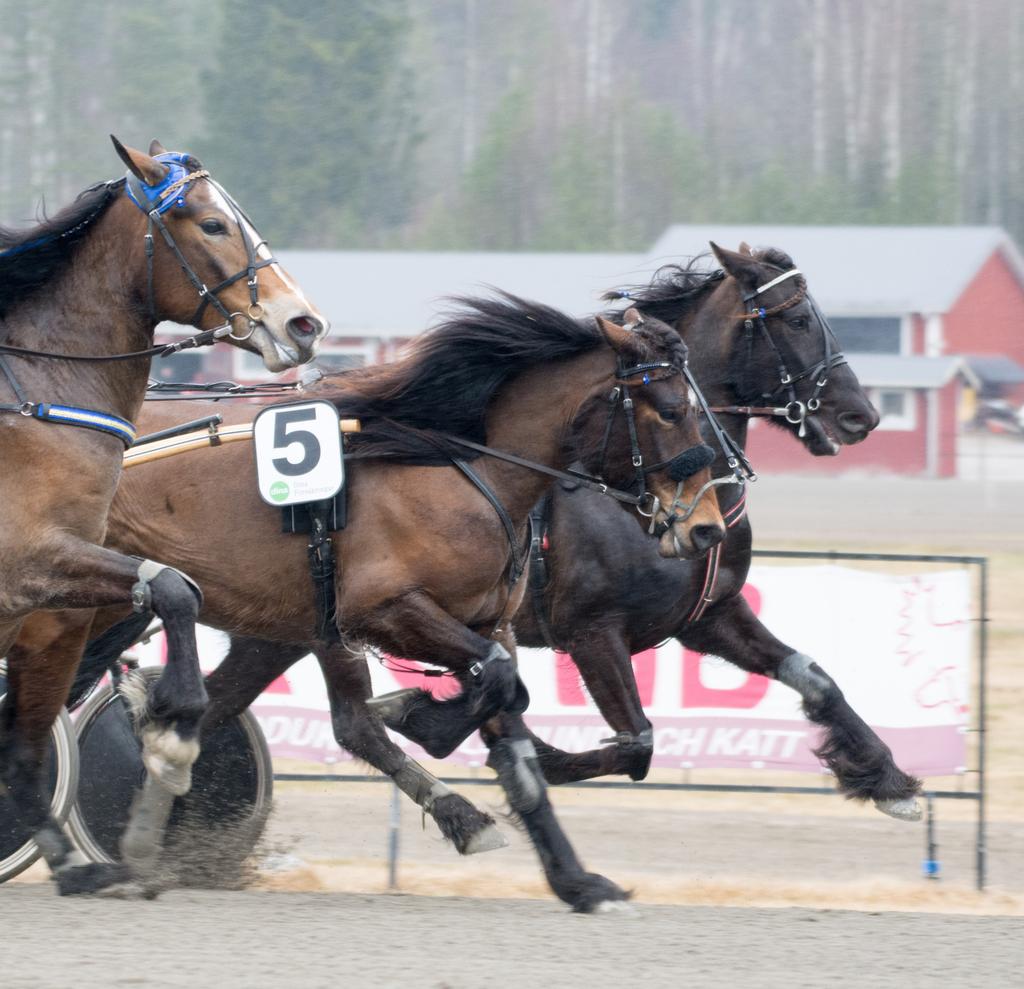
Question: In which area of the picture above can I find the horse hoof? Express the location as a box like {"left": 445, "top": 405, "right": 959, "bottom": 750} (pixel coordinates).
{"left": 56, "top": 863, "right": 131, "bottom": 896}
{"left": 875, "top": 797, "right": 923, "bottom": 822}
{"left": 366, "top": 688, "right": 421, "bottom": 726}
{"left": 95, "top": 880, "right": 157, "bottom": 900}
{"left": 570, "top": 874, "right": 631, "bottom": 914}
{"left": 593, "top": 899, "right": 639, "bottom": 916}
{"left": 460, "top": 824, "right": 509, "bottom": 856}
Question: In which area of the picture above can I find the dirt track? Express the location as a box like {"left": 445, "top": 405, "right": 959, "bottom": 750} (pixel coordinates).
{"left": 3, "top": 884, "right": 1020, "bottom": 989}
{"left": 5, "top": 476, "right": 1022, "bottom": 987}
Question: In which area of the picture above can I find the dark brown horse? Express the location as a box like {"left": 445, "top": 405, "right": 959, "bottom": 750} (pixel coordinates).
{"left": 79, "top": 293, "right": 725, "bottom": 910}
{"left": 504, "top": 243, "right": 923, "bottom": 820}
{"left": 0, "top": 137, "right": 326, "bottom": 894}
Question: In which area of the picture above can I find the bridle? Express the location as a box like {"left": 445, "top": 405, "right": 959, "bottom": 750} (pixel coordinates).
{"left": 0, "top": 152, "right": 277, "bottom": 446}
{"left": 124, "top": 151, "right": 277, "bottom": 340}
{"left": 432, "top": 346, "right": 726, "bottom": 540}
{"left": 710, "top": 267, "right": 848, "bottom": 438}
{"left": 596, "top": 343, "right": 755, "bottom": 545}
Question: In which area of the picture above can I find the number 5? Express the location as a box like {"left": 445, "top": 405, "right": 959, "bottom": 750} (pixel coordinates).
{"left": 272, "top": 408, "right": 321, "bottom": 476}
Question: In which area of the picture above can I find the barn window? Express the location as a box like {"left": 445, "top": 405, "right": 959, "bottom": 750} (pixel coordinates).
{"left": 314, "top": 348, "right": 371, "bottom": 373}
{"left": 830, "top": 317, "right": 902, "bottom": 354}
{"left": 150, "top": 350, "right": 204, "bottom": 383}
{"left": 870, "top": 388, "right": 917, "bottom": 431}
{"left": 233, "top": 341, "right": 376, "bottom": 381}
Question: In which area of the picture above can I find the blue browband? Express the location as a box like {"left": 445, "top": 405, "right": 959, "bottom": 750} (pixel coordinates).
{"left": 124, "top": 151, "right": 196, "bottom": 214}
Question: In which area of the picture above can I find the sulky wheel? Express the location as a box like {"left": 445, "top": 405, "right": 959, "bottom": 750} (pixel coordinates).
{"left": 0, "top": 661, "right": 80, "bottom": 883}
{"left": 66, "top": 666, "right": 273, "bottom": 887}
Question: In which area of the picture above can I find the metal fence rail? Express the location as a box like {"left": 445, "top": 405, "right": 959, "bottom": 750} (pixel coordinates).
{"left": 275, "top": 550, "right": 989, "bottom": 891}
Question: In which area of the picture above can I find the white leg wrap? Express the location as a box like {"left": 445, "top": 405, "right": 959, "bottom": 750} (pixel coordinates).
{"left": 777, "top": 652, "right": 831, "bottom": 705}
{"left": 508, "top": 738, "right": 542, "bottom": 811}
{"left": 119, "top": 671, "right": 200, "bottom": 796}
{"left": 120, "top": 776, "right": 176, "bottom": 875}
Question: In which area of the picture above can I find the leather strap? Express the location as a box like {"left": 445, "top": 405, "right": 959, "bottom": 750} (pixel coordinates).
{"left": 452, "top": 459, "right": 529, "bottom": 588}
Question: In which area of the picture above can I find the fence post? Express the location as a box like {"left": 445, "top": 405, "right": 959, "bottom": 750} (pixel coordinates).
{"left": 976, "top": 558, "right": 988, "bottom": 892}
{"left": 922, "top": 793, "right": 939, "bottom": 879}
{"left": 387, "top": 781, "right": 401, "bottom": 890}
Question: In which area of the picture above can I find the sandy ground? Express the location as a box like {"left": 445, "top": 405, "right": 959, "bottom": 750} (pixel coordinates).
{"left": 3, "top": 884, "right": 1020, "bottom": 989}
{"left": 5, "top": 473, "right": 1023, "bottom": 987}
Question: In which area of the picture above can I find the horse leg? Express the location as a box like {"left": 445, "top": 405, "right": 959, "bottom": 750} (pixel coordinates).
{"left": 313, "top": 641, "right": 506, "bottom": 855}
{"left": 683, "top": 594, "right": 923, "bottom": 820}
{"left": 203, "top": 635, "right": 506, "bottom": 856}
{"left": 482, "top": 708, "right": 629, "bottom": 912}
{"left": 531, "top": 626, "right": 654, "bottom": 784}
{"left": 362, "top": 590, "right": 524, "bottom": 758}
{"left": 0, "top": 614, "right": 129, "bottom": 893}
{"left": 13, "top": 540, "right": 207, "bottom": 888}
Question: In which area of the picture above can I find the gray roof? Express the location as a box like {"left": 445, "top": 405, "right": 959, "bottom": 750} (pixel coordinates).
{"left": 845, "top": 353, "right": 977, "bottom": 389}
{"left": 276, "top": 250, "right": 643, "bottom": 338}
{"left": 647, "top": 224, "right": 1024, "bottom": 315}
{"left": 962, "top": 354, "right": 1024, "bottom": 385}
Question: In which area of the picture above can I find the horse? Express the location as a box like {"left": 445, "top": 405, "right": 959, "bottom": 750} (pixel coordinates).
{"left": 181, "top": 243, "right": 921, "bottom": 830}
{"left": 501, "top": 243, "right": 924, "bottom": 820}
{"left": 73, "top": 292, "right": 726, "bottom": 910}
{"left": 0, "top": 136, "right": 327, "bottom": 895}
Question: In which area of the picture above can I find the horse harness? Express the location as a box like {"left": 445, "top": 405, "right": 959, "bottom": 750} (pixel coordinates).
{"left": 0, "top": 152, "right": 276, "bottom": 447}
{"left": 708, "top": 267, "right": 848, "bottom": 437}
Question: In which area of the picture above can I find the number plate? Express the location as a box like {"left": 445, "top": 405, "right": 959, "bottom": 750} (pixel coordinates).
{"left": 252, "top": 400, "right": 344, "bottom": 506}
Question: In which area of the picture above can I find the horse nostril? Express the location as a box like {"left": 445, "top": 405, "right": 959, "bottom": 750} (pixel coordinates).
{"left": 690, "top": 524, "right": 725, "bottom": 554}
{"left": 287, "top": 315, "right": 321, "bottom": 340}
{"left": 837, "top": 410, "right": 875, "bottom": 434}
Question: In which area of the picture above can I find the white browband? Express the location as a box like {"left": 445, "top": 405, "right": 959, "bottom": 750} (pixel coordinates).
{"left": 753, "top": 268, "right": 802, "bottom": 297}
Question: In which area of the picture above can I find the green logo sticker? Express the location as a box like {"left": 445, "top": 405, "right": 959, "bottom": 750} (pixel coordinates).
{"left": 269, "top": 480, "right": 290, "bottom": 502}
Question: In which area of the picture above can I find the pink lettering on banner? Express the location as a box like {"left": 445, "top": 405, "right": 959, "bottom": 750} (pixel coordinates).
{"left": 682, "top": 583, "right": 770, "bottom": 709}
{"left": 386, "top": 658, "right": 461, "bottom": 700}
{"left": 241, "top": 566, "right": 971, "bottom": 777}
{"left": 557, "top": 649, "right": 656, "bottom": 706}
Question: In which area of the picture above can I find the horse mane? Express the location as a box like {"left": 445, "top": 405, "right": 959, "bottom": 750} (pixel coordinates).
{"left": 601, "top": 247, "right": 800, "bottom": 326}
{"left": 317, "top": 289, "right": 686, "bottom": 465}
{"left": 0, "top": 178, "right": 126, "bottom": 318}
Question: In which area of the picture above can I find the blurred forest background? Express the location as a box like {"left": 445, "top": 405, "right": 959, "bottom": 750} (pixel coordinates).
{"left": 0, "top": 0, "right": 1020, "bottom": 251}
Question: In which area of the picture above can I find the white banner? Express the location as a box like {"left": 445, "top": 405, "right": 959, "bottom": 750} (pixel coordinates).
{"left": 130, "top": 565, "right": 973, "bottom": 776}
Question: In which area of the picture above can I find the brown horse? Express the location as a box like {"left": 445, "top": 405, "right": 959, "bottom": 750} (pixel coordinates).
{"left": 80, "top": 292, "right": 725, "bottom": 910}
{"left": 0, "top": 137, "right": 326, "bottom": 894}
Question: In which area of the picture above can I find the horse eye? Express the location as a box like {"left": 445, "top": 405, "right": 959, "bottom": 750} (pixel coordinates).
{"left": 200, "top": 218, "right": 227, "bottom": 235}
{"left": 789, "top": 315, "right": 810, "bottom": 330}
{"left": 658, "top": 406, "right": 680, "bottom": 423}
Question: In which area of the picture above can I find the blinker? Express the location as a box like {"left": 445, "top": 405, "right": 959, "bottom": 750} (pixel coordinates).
{"left": 667, "top": 443, "right": 716, "bottom": 482}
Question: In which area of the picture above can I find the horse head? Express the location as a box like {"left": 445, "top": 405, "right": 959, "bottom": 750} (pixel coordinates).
{"left": 709, "top": 241, "right": 879, "bottom": 455}
{"left": 584, "top": 309, "right": 725, "bottom": 559}
{"left": 111, "top": 137, "right": 328, "bottom": 372}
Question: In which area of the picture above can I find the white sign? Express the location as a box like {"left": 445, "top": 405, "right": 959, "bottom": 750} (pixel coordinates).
{"left": 130, "top": 565, "right": 974, "bottom": 777}
{"left": 252, "top": 400, "right": 343, "bottom": 506}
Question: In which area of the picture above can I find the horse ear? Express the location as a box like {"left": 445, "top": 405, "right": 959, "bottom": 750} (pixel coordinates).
{"left": 110, "top": 135, "right": 169, "bottom": 186}
{"left": 622, "top": 307, "right": 644, "bottom": 330}
{"left": 148, "top": 139, "right": 169, "bottom": 157}
{"left": 710, "top": 241, "right": 762, "bottom": 288}
{"left": 738, "top": 241, "right": 754, "bottom": 257}
{"left": 595, "top": 315, "right": 638, "bottom": 356}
